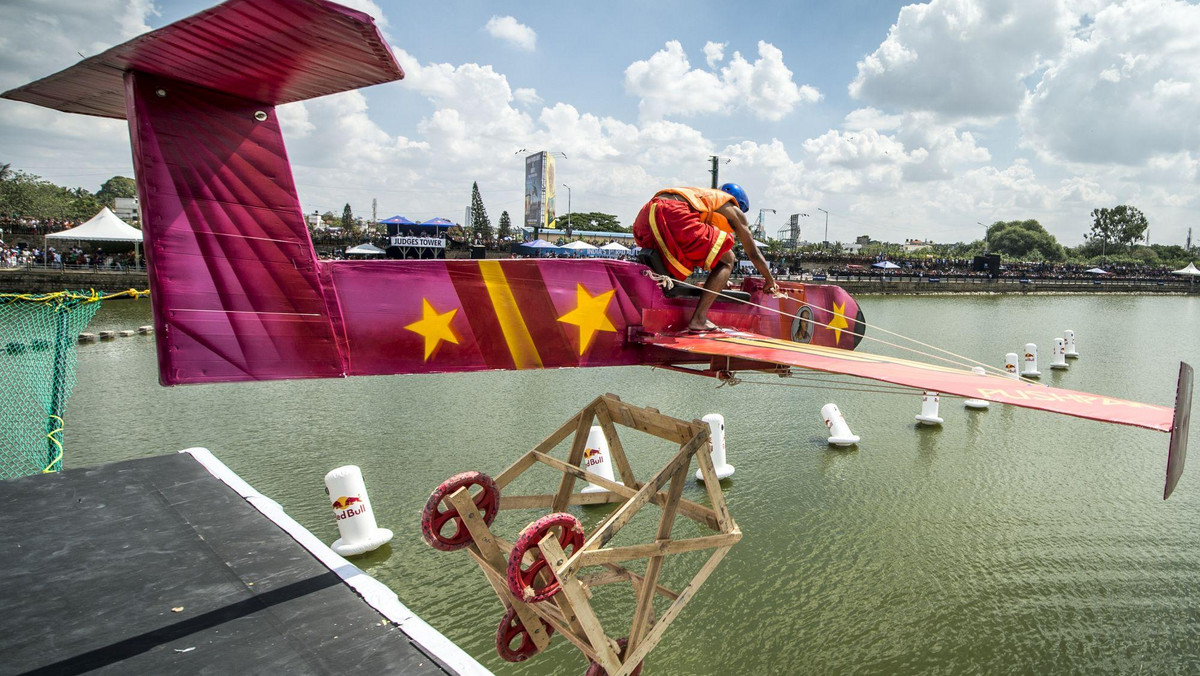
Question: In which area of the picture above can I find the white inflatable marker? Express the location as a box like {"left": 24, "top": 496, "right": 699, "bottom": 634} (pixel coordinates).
{"left": 696, "top": 413, "right": 735, "bottom": 481}
{"left": 915, "top": 391, "right": 944, "bottom": 425}
{"left": 581, "top": 425, "right": 622, "bottom": 493}
{"left": 1021, "top": 343, "right": 1041, "bottom": 378}
{"left": 1050, "top": 337, "right": 1069, "bottom": 370}
{"left": 821, "top": 403, "right": 860, "bottom": 447}
{"left": 1064, "top": 329, "right": 1079, "bottom": 359}
{"left": 324, "top": 465, "right": 393, "bottom": 556}
{"left": 1004, "top": 352, "right": 1020, "bottom": 379}
{"left": 964, "top": 366, "right": 990, "bottom": 410}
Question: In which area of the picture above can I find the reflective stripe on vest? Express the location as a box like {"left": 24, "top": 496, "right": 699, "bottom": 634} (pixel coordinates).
{"left": 657, "top": 187, "right": 736, "bottom": 234}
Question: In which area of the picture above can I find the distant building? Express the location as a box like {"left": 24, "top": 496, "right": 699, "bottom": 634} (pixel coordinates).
{"left": 113, "top": 197, "right": 139, "bottom": 223}
{"left": 856, "top": 235, "right": 872, "bottom": 246}
{"left": 903, "top": 238, "right": 931, "bottom": 253}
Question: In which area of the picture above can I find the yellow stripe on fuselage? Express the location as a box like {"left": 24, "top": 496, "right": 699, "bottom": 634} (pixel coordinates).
{"left": 478, "top": 260, "right": 543, "bottom": 369}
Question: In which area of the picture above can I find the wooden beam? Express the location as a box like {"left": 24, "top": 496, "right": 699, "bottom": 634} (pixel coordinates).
{"left": 577, "top": 531, "right": 742, "bottom": 567}
{"left": 494, "top": 450, "right": 538, "bottom": 491}
{"left": 539, "top": 533, "right": 622, "bottom": 675}
{"left": 446, "top": 488, "right": 551, "bottom": 653}
{"left": 594, "top": 402, "right": 638, "bottom": 487}
{"left": 621, "top": 546, "right": 734, "bottom": 672}
{"left": 500, "top": 491, "right": 625, "bottom": 510}
{"left": 551, "top": 407, "right": 596, "bottom": 512}
{"left": 560, "top": 428, "right": 708, "bottom": 579}
{"left": 691, "top": 426, "right": 736, "bottom": 533}
{"left": 628, "top": 459, "right": 689, "bottom": 652}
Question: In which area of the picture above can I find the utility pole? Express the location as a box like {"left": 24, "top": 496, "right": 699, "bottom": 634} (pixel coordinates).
{"left": 709, "top": 156, "right": 719, "bottom": 188}
{"left": 817, "top": 207, "right": 829, "bottom": 247}
{"left": 1187, "top": 227, "right": 1192, "bottom": 252}
{"left": 562, "top": 184, "right": 572, "bottom": 239}
{"left": 372, "top": 198, "right": 377, "bottom": 235}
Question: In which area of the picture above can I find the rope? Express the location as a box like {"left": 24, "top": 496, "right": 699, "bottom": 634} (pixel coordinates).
{"left": 1, "top": 288, "right": 149, "bottom": 307}
{"left": 654, "top": 274, "right": 1038, "bottom": 384}
{"left": 43, "top": 415, "right": 64, "bottom": 473}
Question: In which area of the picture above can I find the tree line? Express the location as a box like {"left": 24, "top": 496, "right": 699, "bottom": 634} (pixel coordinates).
{"left": 1, "top": 164, "right": 137, "bottom": 222}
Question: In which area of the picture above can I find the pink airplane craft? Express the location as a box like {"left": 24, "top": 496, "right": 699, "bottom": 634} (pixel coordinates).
{"left": 4, "top": 0, "right": 1190, "bottom": 498}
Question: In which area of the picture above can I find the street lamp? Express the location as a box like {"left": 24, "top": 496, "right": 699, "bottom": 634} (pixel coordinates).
{"left": 977, "top": 221, "right": 987, "bottom": 250}
{"left": 817, "top": 208, "right": 829, "bottom": 247}
{"left": 562, "top": 183, "right": 572, "bottom": 238}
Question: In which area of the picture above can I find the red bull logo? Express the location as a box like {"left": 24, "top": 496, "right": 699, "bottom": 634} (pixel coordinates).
{"left": 331, "top": 495, "right": 366, "bottom": 520}
{"left": 583, "top": 446, "right": 605, "bottom": 468}
{"left": 1005, "top": 363, "right": 1016, "bottom": 372}
{"left": 1024, "top": 353, "right": 1034, "bottom": 360}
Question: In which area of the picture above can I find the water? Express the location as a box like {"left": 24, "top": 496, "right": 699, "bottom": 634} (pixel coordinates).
{"left": 65, "top": 294, "right": 1200, "bottom": 674}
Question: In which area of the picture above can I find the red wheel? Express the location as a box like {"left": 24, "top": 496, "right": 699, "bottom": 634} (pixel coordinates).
{"left": 495, "top": 605, "right": 553, "bottom": 662}
{"left": 583, "top": 637, "right": 643, "bottom": 676}
{"left": 506, "top": 512, "right": 585, "bottom": 602}
{"left": 420, "top": 471, "right": 499, "bottom": 551}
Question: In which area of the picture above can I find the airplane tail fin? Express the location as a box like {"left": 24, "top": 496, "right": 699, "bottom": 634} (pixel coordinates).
{"left": 2, "top": 0, "right": 404, "bottom": 385}
{"left": 1165, "top": 362, "right": 1193, "bottom": 499}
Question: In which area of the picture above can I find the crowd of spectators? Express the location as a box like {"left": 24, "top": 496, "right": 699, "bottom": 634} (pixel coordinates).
{"left": 806, "top": 255, "right": 1180, "bottom": 281}
{"left": 0, "top": 241, "right": 141, "bottom": 271}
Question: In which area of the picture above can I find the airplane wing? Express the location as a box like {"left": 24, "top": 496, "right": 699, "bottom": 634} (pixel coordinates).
{"left": 640, "top": 330, "right": 1192, "bottom": 498}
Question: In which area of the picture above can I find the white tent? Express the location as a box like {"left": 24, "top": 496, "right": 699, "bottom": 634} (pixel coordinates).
{"left": 1172, "top": 262, "right": 1199, "bottom": 288}
{"left": 1085, "top": 267, "right": 1110, "bottom": 274}
{"left": 45, "top": 207, "right": 143, "bottom": 267}
{"left": 345, "top": 242, "right": 385, "bottom": 256}
{"left": 872, "top": 261, "right": 901, "bottom": 269}
{"left": 600, "top": 242, "right": 629, "bottom": 252}
{"left": 562, "top": 241, "right": 599, "bottom": 256}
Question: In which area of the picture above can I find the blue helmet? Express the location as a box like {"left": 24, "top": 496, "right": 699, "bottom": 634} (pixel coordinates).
{"left": 719, "top": 182, "right": 749, "bottom": 213}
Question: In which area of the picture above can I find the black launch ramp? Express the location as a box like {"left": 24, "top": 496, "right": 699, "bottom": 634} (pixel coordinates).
{"left": 0, "top": 449, "right": 491, "bottom": 676}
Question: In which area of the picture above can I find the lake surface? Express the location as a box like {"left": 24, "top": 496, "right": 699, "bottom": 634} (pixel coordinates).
{"left": 65, "top": 293, "right": 1200, "bottom": 674}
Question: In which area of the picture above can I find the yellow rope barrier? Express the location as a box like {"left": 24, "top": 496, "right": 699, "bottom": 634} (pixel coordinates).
{"left": 43, "top": 415, "right": 64, "bottom": 473}
{"left": 0, "top": 288, "right": 149, "bottom": 306}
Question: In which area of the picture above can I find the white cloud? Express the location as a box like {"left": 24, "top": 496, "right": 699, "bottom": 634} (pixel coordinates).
{"left": 850, "top": 0, "right": 1069, "bottom": 118}
{"left": 624, "top": 40, "right": 819, "bottom": 122}
{"left": 484, "top": 15, "right": 536, "bottom": 52}
{"left": 703, "top": 41, "right": 726, "bottom": 68}
{"left": 1020, "top": 0, "right": 1200, "bottom": 164}
{"left": 513, "top": 88, "right": 542, "bottom": 106}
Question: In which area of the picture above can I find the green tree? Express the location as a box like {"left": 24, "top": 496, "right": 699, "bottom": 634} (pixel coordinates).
{"left": 321, "top": 211, "right": 336, "bottom": 226}
{"left": 341, "top": 203, "right": 353, "bottom": 230}
{"left": 985, "top": 220, "right": 1064, "bottom": 261}
{"left": 1089, "top": 205, "right": 1148, "bottom": 253}
{"left": 469, "top": 182, "right": 492, "bottom": 241}
{"left": 558, "top": 212, "right": 625, "bottom": 233}
{"left": 497, "top": 210, "right": 512, "bottom": 240}
{"left": 95, "top": 176, "right": 137, "bottom": 206}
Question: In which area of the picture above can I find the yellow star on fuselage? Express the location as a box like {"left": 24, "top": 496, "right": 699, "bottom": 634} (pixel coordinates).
{"left": 829, "top": 301, "right": 850, "bottom": 345}
{"left": 557, "top": 284, "right": 617, "bottom": 356}
{"left": 405, "top": 299, "right": 459, "bottom": 361}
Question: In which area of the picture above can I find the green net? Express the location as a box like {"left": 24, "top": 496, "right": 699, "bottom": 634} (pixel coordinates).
{"left": 0, "top": 290, "right": 142, "bottom": 479}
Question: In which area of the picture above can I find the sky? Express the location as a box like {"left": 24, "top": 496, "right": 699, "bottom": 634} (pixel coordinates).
{"left": 1, "top": 0, "right": 1198, "bottom": 247}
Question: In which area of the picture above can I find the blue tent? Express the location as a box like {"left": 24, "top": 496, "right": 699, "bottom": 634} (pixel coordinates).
{"left": 379, "top": 215, "right": 417, "bottom": 225}
{"left": 517, "top": 239, "right": 561, "bottom": 256}
{"left": 419, "top": 218, "right": 456, "bottom": 228}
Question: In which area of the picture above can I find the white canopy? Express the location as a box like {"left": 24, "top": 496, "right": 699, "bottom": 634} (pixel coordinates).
{"left": 600, "top": 242, "right": 630, "bottom": 252}
{"left": 46, "top": 207, "right": 142, "bottom": 242}
{"left": 1085, "top": 267, "right": 1110, "bottom": 274}
{"left": 872, "top": 261, "right": 901, "bottom": 269}
{"left": 345, "top": 242, "right": 385, "bottom": 255}
{"left": 562, "top": 240, "right": 598, "bottom": 250}
{"left": 1171, "top": 262, "right": 1200, "bottom": 276}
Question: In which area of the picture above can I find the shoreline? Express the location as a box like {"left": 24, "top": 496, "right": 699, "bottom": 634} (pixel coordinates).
{"left": 2, "top": 267, "right": 1195, "bottom": 297}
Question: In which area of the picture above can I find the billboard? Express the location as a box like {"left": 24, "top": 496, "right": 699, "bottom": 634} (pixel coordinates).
{"left": 524, "top": 151, "right": 557, "bottom": 231}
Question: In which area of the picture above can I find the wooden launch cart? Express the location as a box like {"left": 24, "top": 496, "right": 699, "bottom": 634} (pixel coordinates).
{"left": 420, "top": 394, "right": 741, "bottom": 675}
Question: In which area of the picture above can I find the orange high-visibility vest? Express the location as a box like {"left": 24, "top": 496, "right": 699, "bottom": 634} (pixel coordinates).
{"left": 655, "top": 187, "right": 737, "bottom": 234}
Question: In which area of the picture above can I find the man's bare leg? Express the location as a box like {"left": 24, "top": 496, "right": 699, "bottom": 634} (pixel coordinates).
{"left": 688, "top": 251, "right": 735, "bottom": 331}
